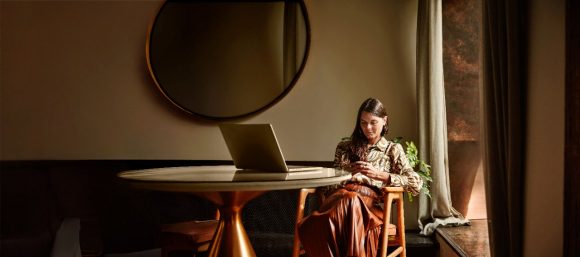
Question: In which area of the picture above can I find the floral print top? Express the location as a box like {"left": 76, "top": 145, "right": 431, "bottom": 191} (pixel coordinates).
{"left": 334, "top": 137, "right": 423, "bottom": 196}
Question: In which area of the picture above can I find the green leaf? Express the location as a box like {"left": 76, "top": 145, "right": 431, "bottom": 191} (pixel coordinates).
{"left": 400, "top": 139, "right": 433, "bottom": 199}
{"left": 407, "top": 192, "right": 414, "bottom": 202}
{"left": 418, "top": 172, "right": 433, "bottom": 182}
{"left": 422, "top": 188, "right": 431, "bottom": 198}
{"left": 405, "top": 141, "right": 419, "bottom": 169}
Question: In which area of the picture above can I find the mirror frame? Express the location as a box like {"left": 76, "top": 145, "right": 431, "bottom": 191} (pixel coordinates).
{"left": 145, "top": 0, "right": 311, "bottom": 121}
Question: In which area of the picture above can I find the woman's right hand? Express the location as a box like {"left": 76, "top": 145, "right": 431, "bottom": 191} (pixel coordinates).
{"left": 347, "top": 161, "right": 369, "bottom": 174}
{"left": 342, "top": 162, "right": 356, "bottom": 173}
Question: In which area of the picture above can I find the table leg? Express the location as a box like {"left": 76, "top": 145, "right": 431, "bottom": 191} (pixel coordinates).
{"left": 195, "top": 191, "right": 265, "bottom": 257}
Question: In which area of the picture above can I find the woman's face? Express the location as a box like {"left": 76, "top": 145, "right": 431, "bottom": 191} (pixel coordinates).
{"left": 360, "top": 111, "right": 387, "bottom": 143}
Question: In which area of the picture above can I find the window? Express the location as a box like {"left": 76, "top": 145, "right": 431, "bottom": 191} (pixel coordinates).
{"left": 442, "top": 0, "right": 486, "bottom": 219}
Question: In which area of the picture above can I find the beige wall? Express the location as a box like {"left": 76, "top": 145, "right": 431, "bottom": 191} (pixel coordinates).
{"left": 1, "top": 0, "right": 568, "bottom": 248}
{"left": 524, "top": 0, "right": 565, "bottom": 256}
{"left": 0, "top": 0, "right": 418, "bottom": 161}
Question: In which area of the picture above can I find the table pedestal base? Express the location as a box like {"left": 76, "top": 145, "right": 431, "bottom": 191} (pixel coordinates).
{"left": 193, "top": 191, "right": 265, "bottom": 257}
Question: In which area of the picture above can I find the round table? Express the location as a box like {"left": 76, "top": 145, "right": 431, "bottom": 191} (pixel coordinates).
{"left": 117, "top": 165, "right": 351, "bottom": 257}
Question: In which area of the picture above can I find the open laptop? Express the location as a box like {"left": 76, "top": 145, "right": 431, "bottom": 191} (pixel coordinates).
{"left": 219, "top": 123, "right": 322, "bottom": 172}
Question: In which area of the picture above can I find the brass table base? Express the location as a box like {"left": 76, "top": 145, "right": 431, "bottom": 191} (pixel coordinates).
{"left": 194, "top": 191, "right": 265, "bottom": 257}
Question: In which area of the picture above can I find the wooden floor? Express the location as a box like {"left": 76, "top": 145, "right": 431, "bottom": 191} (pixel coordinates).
{"left": 435, "top": 219, "right": 490, "bottom": 257}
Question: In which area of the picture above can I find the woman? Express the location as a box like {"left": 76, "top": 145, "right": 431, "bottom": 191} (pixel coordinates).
{"left": 297, "top": 98, "right": 422, "bottom": 257}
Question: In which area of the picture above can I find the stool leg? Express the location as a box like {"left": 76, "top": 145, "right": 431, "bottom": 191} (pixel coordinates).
{"left": 396, "top": 194, "right": 406, "bottom": 257}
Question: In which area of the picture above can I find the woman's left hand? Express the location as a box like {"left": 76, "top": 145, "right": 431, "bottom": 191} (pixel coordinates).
{"left": 352, "top": 161, "right": 390, "bottom": 182}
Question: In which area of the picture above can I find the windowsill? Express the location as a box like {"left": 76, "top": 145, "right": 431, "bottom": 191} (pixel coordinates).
{"left": 435, "top": 219, "right": 490, "bottom": 257}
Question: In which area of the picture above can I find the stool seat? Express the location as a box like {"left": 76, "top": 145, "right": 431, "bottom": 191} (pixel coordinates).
{"left": 160, "top": 219, "right": 219, "bottom": 257}
{"left": 386, "top": 223, "right": 396, "bottom": 236}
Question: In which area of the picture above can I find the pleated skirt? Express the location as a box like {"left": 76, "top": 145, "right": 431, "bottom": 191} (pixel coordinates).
{"left": 297, "top": 183, "right": 384, "bottom": 257}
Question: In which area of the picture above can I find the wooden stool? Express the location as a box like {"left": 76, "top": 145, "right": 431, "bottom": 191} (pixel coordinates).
{"left": 160, "top": 211, "right": 220, "bottom": 257}
{"left": 380, "top": 187, "right": 406, "bottom": 257}
{"left": 291, "top": 187, "right": 406, "bottom": 257}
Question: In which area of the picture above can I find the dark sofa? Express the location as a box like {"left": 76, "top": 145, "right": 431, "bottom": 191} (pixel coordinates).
{"left": 0, "top": 160, "right": 325, "bottom": 257}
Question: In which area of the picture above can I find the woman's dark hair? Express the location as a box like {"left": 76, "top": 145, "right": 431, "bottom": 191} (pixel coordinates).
{"left": 347, "top": 98, "right": 389, "bottom": 162}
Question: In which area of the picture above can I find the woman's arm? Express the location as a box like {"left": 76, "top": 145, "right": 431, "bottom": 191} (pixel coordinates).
{"left": 334, "top": 141, "right": 352, "bottom": 170}
{"left": 353, "top": 161, "right": 391, "bottom": 183}
{"left": 387, "top": 143, "right": 423, "bottom": 196}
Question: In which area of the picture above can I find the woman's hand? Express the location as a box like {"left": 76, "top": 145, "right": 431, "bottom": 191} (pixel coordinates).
{"left": 350, "top": 161, "right": 390, "bottom": 183}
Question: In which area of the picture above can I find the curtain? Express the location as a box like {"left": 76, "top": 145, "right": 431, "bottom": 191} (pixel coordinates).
{"left": 416, "top": 0, "right": 469, "bottom": 236}
{"left": 565, "top": 1, "right": 580, "bottom": 256}
{"left": 481, "top": 0, "right": 528, "bottom": 256}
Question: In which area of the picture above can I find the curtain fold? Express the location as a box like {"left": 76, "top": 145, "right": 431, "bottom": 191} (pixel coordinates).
{"left": 416, "top": 0, "right": 469, "bottom": 236}
{"left": 481, "top": 0, "right": 528, "bottom": 256}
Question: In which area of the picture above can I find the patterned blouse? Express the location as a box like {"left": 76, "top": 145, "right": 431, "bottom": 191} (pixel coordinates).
{"left": 333, "top": 137, "right": 423, "bottom": 196}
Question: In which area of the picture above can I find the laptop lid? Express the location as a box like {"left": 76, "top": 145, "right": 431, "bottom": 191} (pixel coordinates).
{"left": 219, "top": 123, "right": 290, "bottom": 172}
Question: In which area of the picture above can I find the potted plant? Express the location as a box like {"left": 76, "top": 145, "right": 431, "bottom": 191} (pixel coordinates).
{"left": 393, "top": 137, "right": 432, "bottom": 201}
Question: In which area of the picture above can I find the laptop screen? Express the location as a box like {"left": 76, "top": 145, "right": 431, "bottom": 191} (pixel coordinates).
{"left": 219, "top": 123, "right": 290, "bottom": 172}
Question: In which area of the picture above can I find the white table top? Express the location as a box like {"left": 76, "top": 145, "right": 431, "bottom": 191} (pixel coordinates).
{"left": 117, "top": 165, "right": 351, "bottom": 192}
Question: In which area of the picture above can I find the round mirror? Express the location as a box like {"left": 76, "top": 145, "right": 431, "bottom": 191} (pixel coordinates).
{"left": 147, "top": 0, "right": 311, "bottom": 120}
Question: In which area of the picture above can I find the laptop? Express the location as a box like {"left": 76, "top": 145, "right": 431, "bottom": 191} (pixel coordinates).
{"left": 219, "top": 123, "right": 322, "bottom": 172}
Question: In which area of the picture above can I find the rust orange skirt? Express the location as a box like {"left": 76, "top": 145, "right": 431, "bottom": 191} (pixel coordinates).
{"left": 297, "top": 183, "right": 385, "bottom": 257}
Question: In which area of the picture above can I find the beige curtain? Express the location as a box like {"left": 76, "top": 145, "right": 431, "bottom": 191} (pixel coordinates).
{"left": 416, "top": 0, "right": 469, "bottom": 236}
